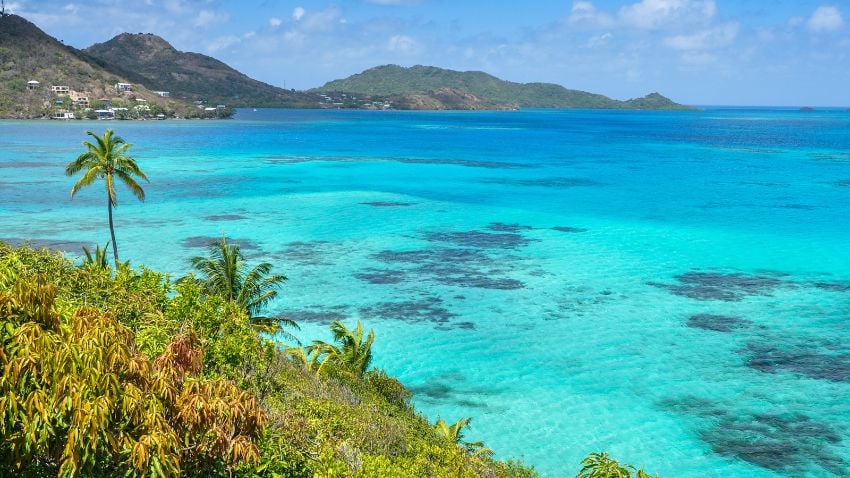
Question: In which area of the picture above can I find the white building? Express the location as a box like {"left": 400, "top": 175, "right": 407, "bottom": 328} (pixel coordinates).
{"left": 52, "top": 111, "right": 75, "bottom": 120}
{"left": 154, "top": 91, "right": 170, "bottom": 97}
{"left": 115, "top": 83, "right": 134, "bottom": 93}
{"left": 27, "top": 80, "right": 40, "bottom": 90}
{"left": 51, "top": 85, "right": 70, "bottom": 94}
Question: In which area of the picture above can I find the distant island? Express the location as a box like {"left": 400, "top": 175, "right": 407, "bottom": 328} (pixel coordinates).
{"left": 0, "top": 12, "right": 691, "bottom": 119}
{"left": 313, "top": 64, "right": 692, "bottom": 111}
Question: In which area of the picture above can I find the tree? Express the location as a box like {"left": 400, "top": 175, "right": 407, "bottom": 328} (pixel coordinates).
{"left": 65, "top": 130, "right": 148, "bottom": 267}
{"left": 81, "top": 242, "right": 110, "bottom": 269}
{"left": 434, "top": 417, "right": 494, "bottom": 458}
{"left": 577, "top": 452, "right": 658, "bottom": 478}
{"left": 189, "top": 237, "right": 298, "bottom": 341}
{"left": 308, "top": 320, "right": 374, "bottom": 376}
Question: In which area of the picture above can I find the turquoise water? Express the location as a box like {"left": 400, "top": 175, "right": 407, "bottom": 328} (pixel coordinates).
{"left": 2, "top": 108, "right": 850, "bottom": 477}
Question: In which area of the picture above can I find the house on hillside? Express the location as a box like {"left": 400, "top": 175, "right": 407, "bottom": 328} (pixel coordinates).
{"left": 70, "top": 91, "right": 89, "bottom": 107}
{"left": 115, "top": 83, "right": 133, "bottom": 93}
{"left": 94, "top": 109, "right": 114, "bottom": 120}
{"left": 154, "top": 91, "right": 170, "bottom": 97}
{"left": 27, "top": 80, "right": 40, "bottom": 90}
{"left": 51, "top": 85, "right": 70, "bottom": 94}
{"left": 52, "top": 111, "right": 75, "bottom": 120}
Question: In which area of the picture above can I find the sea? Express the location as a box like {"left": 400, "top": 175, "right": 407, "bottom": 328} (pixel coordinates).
{"left": 1, "top": 108, "right": 849, "bottom": 477}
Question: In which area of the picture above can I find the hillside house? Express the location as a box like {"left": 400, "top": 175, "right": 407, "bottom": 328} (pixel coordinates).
{"left": 51, "top": 85, "right": 70, "bottom": 94}
{"left": 70, "top": 91, "right": 89, "bottom": 107}
{"left": 27, "top": 80, "right": 40, "bottom": 90}
{"left": 154, "top": 91, "right": 170, "bottom": 97}
{"left": 52, "top": 111, "right": 75, "bottom": 120}
{"left": 115, "top": 83, "right": 134, "bottom": 93}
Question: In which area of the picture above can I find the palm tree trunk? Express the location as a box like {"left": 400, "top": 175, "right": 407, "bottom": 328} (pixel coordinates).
{"left": 108, "top": 195, "right": 119, "bottom": 266}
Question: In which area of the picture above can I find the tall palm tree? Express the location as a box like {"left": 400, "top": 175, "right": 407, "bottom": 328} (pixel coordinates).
{"left": 307, "top": 320, "right": 374, "bottom": 376}
{"left": 434, "top": 417, "right": 494, "bottom": 458}
{"left": 190, "top": 237, "right": 298, "bottom": 341}
{"left": 65, "top": 130, "right": 148, "bottom": 267}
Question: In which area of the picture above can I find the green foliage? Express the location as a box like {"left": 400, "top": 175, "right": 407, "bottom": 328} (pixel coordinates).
{"left": 435, "top": 417, "right": 494, "bottom": 458}
{"left": 65, "top": 129, "right": 149, "bottom": 266}
{"left": 0, "top": 243, "right": 606, "bottom": 478}
{"left": 578, "top": 452, "right": 659, "bottom": 478}
{"left": 81, "top": 241, "right": 110, "bottom": 269}
{"left": 0, "top": 267, "right": 265, "bottom": 477}
{"left": 188, "top": 237, "right": 299, "bottom": 341}
{"left": 308, "top": 320, "right": 374, "bottom": 376}
{"left": 315, "top": 64, "right": 692, "bottom": 110}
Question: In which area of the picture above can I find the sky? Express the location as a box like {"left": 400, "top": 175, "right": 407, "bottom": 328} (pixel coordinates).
{"left": 5, "top": 0, "right": 850, "bottom": 106}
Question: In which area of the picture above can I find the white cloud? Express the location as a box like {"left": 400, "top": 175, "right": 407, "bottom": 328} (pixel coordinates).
{"left": 587, "top": 32, "right": 613, "bottom": 48}
{"left": 193, "top": 9, "right": 228, "bottom": 28}
{"left": 569, "top": 1, "right": 615, "bottom": 27}
{"left": 269, "top": 17, "right": 282, "bottom": 27}
{"left": 619, "top": 0, "right": 716, "bottom": 30}
{"left": 207, "top": 35, "right": 240, "bottom": 53}
{"left": 300, "top": 6, "right": 343, "bottom": 32}
{"left": 387, "top": 34, "right": 420, "bottom": 53}
{"left": 292, "top": 7, "right": 305, "bottom": 21}
{"left": 807, "top": 5, "right": 843, "bottom": 32}
{"left": 664, "top": 23, "right": 738, "bottom": 50}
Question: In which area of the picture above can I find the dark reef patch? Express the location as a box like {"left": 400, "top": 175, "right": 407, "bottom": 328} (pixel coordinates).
{"left": 703, "top": 414, "right": 845, "bottom": 474}
{"left": 277, "top": 241, "right": 334, "bottom": 266}
{"left": 265, "top": 154, "right": 531, "bottom": 169}
{"left": 360, "top": 201, "right": 415, "bottom": 207}
{"left": 424, "top": 230, "right": 536, "bottom": 249}
{"left": 739, "top": 341, "right": 850, "bottom": 382}
{"left": 487, "top": 222, "right": 534, "bottom": 232}
{"left": 0, "top": 237, "right": 92, "bottom": 252}
{"left": 181, "top": 236, "right": 260, "bottom": 251}
{"left": 482, "top": 177, "right": 605, "bottom": 188}
{"left": 687, "top": 314, "right": 753, "bottom": 332}
{"left": 813, "top": 281, "right": 850, "bottom": 292}
{"left": 359, "top": 297, "right": 457, "bottom": 325}
{"left": 277, "top": 306, "right": 348, "bottom": 324}
{"left": 649, "top": 271, "right": 790, "bottom": 301}
{"left": 834, "top": 180, "right": 850, "bottom": 188}
{"left": 660, "top": 397, "right": 846, "bottom": 475}
{"left": 409, "top": 374, "right": 496, "bottom": 409}
{"left": 552, "top": 226, "right": 589, "bottom": 233}
{"left": 0, "top": 161, "right": 55, "bottom": 169}
{"left": 370, "top": 247, "right": 526, "bottom": 290}
{"left": 204, "top": 214, "right": 247, "bottom": 221}
{"left": 777, "top": 203, "right": 817, "bottom": 210}
{"left": 354, "top": 268, "right": 407, "bottom": 285}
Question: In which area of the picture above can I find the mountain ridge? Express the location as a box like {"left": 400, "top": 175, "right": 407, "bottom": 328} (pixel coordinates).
{"left": 83, "top": 33, "right": 318, "bottom": 108}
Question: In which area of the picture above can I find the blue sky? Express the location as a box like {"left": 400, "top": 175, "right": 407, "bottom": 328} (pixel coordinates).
{"left": 7, "top": 0, "right": 850, "bottom": 105}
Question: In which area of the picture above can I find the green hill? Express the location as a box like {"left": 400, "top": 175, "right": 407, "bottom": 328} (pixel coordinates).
{"left": 314, "top": 64, "right": 692, "bottom": 110}
{"left": 84, "top": 33, "right": 319, "bottom": 108}
{"left": 0, "top": 14, "right": 203, "bottom": 119}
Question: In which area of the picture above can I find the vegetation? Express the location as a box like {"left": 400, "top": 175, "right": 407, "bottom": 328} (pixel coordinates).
{"left": 188, "top": 237, "right": 298, "bottom": 340}
{"left": 0, "top": 14, "right": 203, "bottom": 119}
{"left": 314, "top": 64, "right": 693, "bottom": 110}
{"left": 434, "top": 417, "right": 494, "bottom": 458}
{"left": 0, "top": 242, "right": 545, "bottom": 477}
{"left": 65, "top": 130, "right": 148, "bottom": 267}
{"left": 578, "top": 452, "right": 659, "bottom": 478}
{"left": 83, "top": 33, "right": 319, "bottom": 108}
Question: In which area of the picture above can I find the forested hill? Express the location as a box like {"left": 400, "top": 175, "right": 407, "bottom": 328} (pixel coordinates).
{"left": 84, "top": 33, "right": 319, "bottom": 108}
{"left": 314, "top": 64, "right": 693, "bottom": 110}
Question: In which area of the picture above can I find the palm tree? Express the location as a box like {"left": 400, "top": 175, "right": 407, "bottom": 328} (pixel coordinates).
{"left": 190, "top": 237, "right": 298, "bottom": 341}
{"left": 434, "top": 417, "right": 494, "bottom": 458}
{"left": 81, "top": 242, "right": 110, "bottom": 269}
{"left": 577, "top": 452, "right": 657, "bottom": 478}
{"left": 65, "top": 130, "right": 148, "bottom": 267}
{"left": 307, "top": 320, "right": 374, "bottom": 376}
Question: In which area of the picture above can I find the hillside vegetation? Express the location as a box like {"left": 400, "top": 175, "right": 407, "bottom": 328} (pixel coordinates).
{"left": 0, "top": 14, "right": 212, "bottom": 119}
{"left": 314, "top": 65, "right": 692, "bottom": 110}
{"left": 84, "top": 33, "right": 319, "bottom": 108}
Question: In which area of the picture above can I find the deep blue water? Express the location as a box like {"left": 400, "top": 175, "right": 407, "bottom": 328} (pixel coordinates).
{"left": 1, "top": 108, "right": 850, "bottom": 477}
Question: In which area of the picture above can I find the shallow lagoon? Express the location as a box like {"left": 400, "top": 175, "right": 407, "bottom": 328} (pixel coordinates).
{"left": 1, "top": 108, "right": 849, "bottom": 477}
